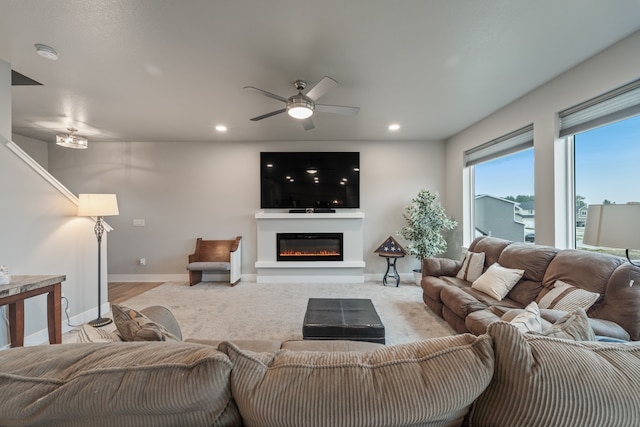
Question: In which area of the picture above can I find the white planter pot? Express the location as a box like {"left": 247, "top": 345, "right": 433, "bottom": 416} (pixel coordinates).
{"left": 413, "top": 270, "right": 422, "bottom": 286}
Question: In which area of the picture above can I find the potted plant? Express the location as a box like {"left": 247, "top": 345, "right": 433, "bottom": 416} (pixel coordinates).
{"left": 398, "top": 189, "right": 457, "bottom": 285}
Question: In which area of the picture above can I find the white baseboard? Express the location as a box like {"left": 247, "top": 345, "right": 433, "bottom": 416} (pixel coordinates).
{"left": 107, "top": 273, "right": 257, "bottom": 283}
{"left": 108, "top": 274, "right": 188, "bottom": 282}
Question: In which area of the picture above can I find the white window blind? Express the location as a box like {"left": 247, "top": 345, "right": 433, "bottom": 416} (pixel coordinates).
{"left": 464, "top": 124, "right": 533, "bottom": 167}
{"left": 559, "top": 78, "right": 640, "bottom": 137}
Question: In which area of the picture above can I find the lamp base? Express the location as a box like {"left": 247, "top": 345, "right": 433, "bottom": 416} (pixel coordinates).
{"left": 88, "top": 317, "right": 113, "bottom": 328}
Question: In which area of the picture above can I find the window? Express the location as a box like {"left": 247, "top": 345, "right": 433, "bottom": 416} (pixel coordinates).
{"left": 465, "top": 125, "right": 534, "bottom": 243}
{"left": 560, "top": 78, "right": 640, "bottom": 259}
{"left": 573, "top": 115, "right": 640, "bottom": 259}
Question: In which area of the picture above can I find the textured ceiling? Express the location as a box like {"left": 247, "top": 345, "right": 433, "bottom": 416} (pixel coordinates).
{"left": 4, "top": 0, "right": 640, "bottom": 143}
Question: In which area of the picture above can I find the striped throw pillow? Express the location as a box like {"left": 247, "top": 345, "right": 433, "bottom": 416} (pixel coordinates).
{"left": 507, "top": 301, "right": 543, "bottom": 334}
{"left": 538, "top": 280, "right": 600, "bottom": 312}
{"left": 456, "top": 251, "right": 485, "bottom": 282}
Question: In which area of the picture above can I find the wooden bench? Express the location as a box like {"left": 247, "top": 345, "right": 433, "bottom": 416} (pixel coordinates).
{"left": 187, "top": 236, "right": 242, "bottom": 286}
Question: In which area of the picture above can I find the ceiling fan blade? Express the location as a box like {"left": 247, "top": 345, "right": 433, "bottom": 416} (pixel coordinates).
{"left": 243, "top": 86, "right": 288, "bottom": 103}
{"left": 302, "top": 118, "right": 315, "bottom": 131}
{"left": 305, "top": 76, "right": 338, "bottom": 101}
{"left": 250, "top": 108, "right": 287, "bottom": 121}
{"left": 315, "top": 104, "right": 360, "bottom": 115}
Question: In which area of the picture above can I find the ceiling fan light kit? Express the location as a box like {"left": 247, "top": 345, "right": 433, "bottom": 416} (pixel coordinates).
{"left": 245, "top": 76, "right": 359, "bottom": 130}
{"left": 56, "top": 127, "right": 88, "bottom": 149}
{"left": 287, "top": 95, "right": 314, "bottom": 119}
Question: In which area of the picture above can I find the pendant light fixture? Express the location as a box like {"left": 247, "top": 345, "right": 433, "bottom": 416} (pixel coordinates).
{"left": 56, "top": 127, "right": 88, "bottom": 149}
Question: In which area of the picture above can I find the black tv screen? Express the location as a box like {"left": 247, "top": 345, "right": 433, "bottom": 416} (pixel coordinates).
{"left": 260, "top": 152, "right": 360, "bottom": 209}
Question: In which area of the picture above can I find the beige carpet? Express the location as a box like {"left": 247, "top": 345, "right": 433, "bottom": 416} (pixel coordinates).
{"left": 115, "top": 281, "right": 455, "bottom": 345}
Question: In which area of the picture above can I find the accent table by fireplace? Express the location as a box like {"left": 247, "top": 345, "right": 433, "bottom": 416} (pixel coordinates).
{"left": 303, "top": 298, "right": 385, "bottom": 344}
{"left": 0, "top": 275, "right": 65, "bottom": 347}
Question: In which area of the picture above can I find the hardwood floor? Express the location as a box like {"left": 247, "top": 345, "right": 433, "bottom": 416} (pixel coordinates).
{"left": 108, "top": 282, "right": 164, "bottom": 304}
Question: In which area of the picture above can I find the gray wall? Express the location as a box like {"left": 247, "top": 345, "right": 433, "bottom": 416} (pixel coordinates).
{"left": 1, "top": 59, "right": 105, "bottom": 347}
{"left": 444, "top": 30, "right": 640, "bottom": 252}
{"left": 47, "top": 139, "right": 447, "bottom": 279}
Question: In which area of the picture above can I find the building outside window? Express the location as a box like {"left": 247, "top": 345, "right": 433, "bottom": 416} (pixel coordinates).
{"left": 465, "top": 125, "right": 534, "bottom": 243}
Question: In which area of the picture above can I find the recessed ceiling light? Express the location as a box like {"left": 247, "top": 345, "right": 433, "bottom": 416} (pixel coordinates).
{"left": 389, "top": 123, "right": 400, "bottom": 131}
{"left": 35, "top": 44, "right": 58, "bottom": 61}
{"left": 215, "top": 125, "right": 227, "bottom": 132}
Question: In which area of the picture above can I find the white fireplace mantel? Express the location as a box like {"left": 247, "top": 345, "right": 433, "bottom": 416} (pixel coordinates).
{"left": 255, "top": 211, "right": 365, "bottom": 283}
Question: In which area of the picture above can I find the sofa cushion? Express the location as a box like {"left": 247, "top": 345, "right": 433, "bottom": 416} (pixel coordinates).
{"left": 223, "top": 334, "right": 494, "bottom": 427}
{"left": 440, "top": 285, "right": 489, "bottom": 319}
{"left": 471, "top": 263, "right": 524, "bottom": 301}
{"left": 0, "top": 342, "right": 241, "bottom": 427}
{"left": 470, "top": 236, "right": 512, "bottom": 267}
{"left": 537, "top": 280, "right": 600, "bottom": 312}
{"left": 456, "top": 252, "right": 485, "bottom": 282}
{"left": 497, "top": 242, "right": 558, "bottom": 282}
{"left": 504, "top": 279, "right": 544, "bottom": 307}
{"left": 281, "top": 339, "right": 385, "bottom": 352}
{"left": 112, "top": 304, "right": 181, "bottom": 342}
{"left": 542, "top": 249, "right": 625, "bottom": 292}
{"left": 467, "top": 322, "right": 640, "bottom": 427}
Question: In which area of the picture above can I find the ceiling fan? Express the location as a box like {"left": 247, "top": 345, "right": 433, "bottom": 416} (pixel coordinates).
{"left": 244, "top": 76, "right": 359, "bottom": 130}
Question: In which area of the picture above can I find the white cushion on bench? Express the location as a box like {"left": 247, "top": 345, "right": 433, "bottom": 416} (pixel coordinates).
{"left": 187, "top": 261, "right": 231, "bottom": 271}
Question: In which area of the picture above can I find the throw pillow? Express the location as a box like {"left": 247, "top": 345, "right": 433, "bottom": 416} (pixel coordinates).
{"left": 222, "top": 334, "right": 494, "bottom": 427}
{"left": 537, "top": 280, "right": 600, "bottom": 312}
{"left": 505, "top": 301, "right": 543, "bottom": 334}
{"left": 76, "top": 324, "right": 122, "bottom": 343}
{"left": 456, "top": 251, "right": 486, "bottom": 282}
{"left": 111, "top": 304, "right": 181, "bottom": 342}
{"left": 471, "top": 262, "right": 525, "bottom": 301}
{"left": 537, "top": 308, "right": 596, "bottom": 341}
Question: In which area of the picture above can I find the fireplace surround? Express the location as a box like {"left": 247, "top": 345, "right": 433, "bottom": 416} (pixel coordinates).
{"left": 255, "top": 211, "right": 365, "bottom": 283}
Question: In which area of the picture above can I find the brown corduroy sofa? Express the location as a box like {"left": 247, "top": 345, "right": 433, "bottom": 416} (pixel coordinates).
{"left": 422, "top": 236, "right": 640, "bottom": 341}
{"left": 2, "top": 321, "right": 640, "bottom": 426}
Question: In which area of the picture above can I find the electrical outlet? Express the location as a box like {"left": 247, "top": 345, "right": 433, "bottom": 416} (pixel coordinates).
{"left": 138, "top": 258, "right": 146, "bottom": 266}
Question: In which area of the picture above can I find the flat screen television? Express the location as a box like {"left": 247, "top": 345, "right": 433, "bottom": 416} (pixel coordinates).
{"left": 260, "top": 152, "right": 360, "bottom": 209}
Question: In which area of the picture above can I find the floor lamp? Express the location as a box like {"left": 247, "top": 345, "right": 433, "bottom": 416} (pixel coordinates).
{"left": 78, "top": 194, "right": 120, "bottom": 327}
{"left": 583, "top": 204, "right": 640, "bottom": 266}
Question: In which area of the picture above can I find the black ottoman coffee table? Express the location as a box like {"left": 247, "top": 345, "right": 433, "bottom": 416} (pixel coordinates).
{"left": 303, "top": 298, "right": 385, "bottom": 344}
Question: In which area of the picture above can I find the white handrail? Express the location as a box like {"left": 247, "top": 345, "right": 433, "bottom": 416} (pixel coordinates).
{"left": 3, "top": 138, "right": 113, "bottom": 231}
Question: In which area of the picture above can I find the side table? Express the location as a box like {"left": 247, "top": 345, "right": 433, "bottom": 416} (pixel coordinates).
{"left": 0, "top": 275, "right": 66, "bottom": 347}
{"left": 379, "top": 254, "right": 404, "bottom": 287}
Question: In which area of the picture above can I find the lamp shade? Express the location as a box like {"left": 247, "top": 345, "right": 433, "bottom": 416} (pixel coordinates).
{"left": 583, "top": 204, "right": 640, "bottom": 250}
{"left": 77, "top": 194, "right": 119, "bottom": 217}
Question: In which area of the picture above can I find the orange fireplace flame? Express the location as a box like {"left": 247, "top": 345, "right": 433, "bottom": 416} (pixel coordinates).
{"left": 280, "top": 250, "right": 340, "bottom": 257}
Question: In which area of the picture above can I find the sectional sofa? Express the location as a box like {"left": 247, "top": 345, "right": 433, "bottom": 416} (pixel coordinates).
{"left": 1, "top": 303, "right": 640, "bottom": 426}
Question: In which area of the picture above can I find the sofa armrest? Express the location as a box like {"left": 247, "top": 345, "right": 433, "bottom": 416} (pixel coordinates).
{"left": 140, "top": 305, "right": 183, "bottom": 340}
{"left": 422, "top": 257, "right": 462, "bottom": 277}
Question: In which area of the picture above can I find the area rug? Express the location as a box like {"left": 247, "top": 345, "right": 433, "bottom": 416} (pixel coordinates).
{"left": 116, "top": 281, "right": 455, "bottom": 345}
